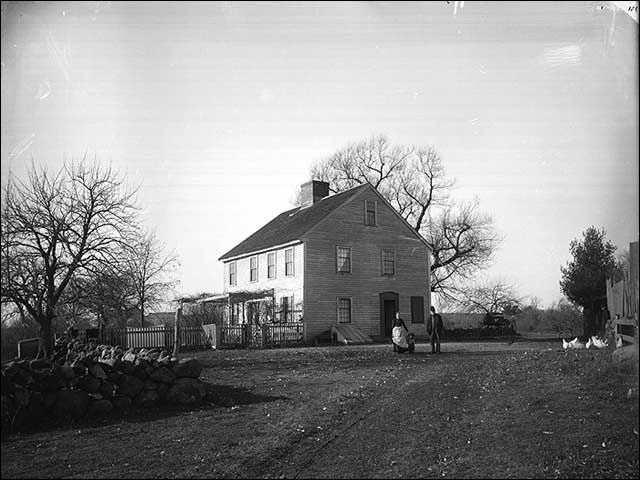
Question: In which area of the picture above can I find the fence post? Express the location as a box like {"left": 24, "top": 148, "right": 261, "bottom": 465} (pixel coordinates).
{"left": 212, "top": 325, "right": 220, "bottom": 349}
{"left": 261, "top": 324, "right": 267, "bottom": 348}
{"left": 173, "top": 301, "right": 183, "bottom": 356}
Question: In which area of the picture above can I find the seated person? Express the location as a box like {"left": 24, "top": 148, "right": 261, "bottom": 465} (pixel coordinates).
{"left": 392, "top": 318, "right": 409, "bottom": 354}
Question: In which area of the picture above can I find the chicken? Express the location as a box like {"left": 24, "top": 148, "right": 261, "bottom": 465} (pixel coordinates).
{"left": 568, "top": 337, "right": 585, "bottom": 349}
{"left": 562, "top": 338, "right": 570, "bottom": 349}
{"left": 592, "top": 336, "right": 608, "bottom": 348}
{"left": 586, "top": 338, "right": 593, "bottom": 349}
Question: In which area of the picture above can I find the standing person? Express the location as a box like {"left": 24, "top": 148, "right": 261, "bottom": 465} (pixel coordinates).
{"left": 392, "top": 318, "right": 409, "bottom": 354}
{"left": 428, "top": 306, "right": 443, "bottom": 354}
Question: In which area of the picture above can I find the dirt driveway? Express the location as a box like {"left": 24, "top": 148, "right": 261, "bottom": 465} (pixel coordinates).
{"left": 1, "top": 341, "right": 638, "bottom": 479}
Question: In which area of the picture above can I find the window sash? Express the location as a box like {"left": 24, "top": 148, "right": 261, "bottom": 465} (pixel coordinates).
{"left": 250, "top": 256, "right": 258, "bottom": 282}
{"left": 280, "top": 295, "right": 294, "bottom": 322}
{"left": 285, "top": 248, "right": 294, "bottom": 276}
{"left": 382, "top": 250, "right": 395, "bottom": 275}
{"left": 337, "top": 298, "right": 351, "bottom": 323}
{"left": 337, "top": 246, "right": 351, "bottom": 273}
{"left": 229, "top": 262, "right": 237, "bottom": 286}
{"left": 365, "top": 200, "right": 376, "bottom": 226}
{"left": 267, "top": 252, "right": 276, "bottom": 279}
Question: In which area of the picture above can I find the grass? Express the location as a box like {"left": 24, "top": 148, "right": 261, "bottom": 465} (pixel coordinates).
{"left": 1, "top": 340, "right": 638, "bottom": 479}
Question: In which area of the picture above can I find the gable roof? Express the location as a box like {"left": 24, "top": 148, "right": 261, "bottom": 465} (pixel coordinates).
{"left": 361, "top": 184, "right": 432, "bottom": 251}
{"left": 218, "top": 184, "right": 368, "bottom": 260}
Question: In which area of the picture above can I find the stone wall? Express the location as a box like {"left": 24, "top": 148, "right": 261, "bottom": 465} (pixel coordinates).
{"left": 1, "top": 340, "right": 207, "bottom": 432}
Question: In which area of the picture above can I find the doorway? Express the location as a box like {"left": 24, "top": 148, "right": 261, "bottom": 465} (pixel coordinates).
{"left": 379, "top": 292, "right": 399, "bottom": 337}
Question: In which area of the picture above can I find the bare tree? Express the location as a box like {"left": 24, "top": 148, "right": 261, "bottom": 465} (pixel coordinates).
{"left": 307, "top": 135, "right": 500, "bottom": 297}
{"left": 546, "top": 298, "right": 583, "bottom": 337}
{"left": 455, "top": 279, "right": 522, "bottom": 315}
{"left": 310, "top": 135, "right": 453, "bottom": 232}
{"left": 425, "top": 200, "right": 502, "bottom": 299}
{"left": 72, "top": 264, "right": 138, "bottom": 328}
{"left": 124, "top": 230, "right": 179, "bottom": 327}
{"left": 1, "top": 160, "right": 138, "bottom": 357}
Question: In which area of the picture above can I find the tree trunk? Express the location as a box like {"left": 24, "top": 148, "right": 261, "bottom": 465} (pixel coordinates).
{"left": 583, "top": 307, "right": 597, "bottom": 338}
{"left": 38, "top": 318, "right": 54, "bottom": 359}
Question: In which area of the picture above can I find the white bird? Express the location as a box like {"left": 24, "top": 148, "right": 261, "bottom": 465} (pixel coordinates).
{"left": 562, "top": 338, "right": 570, "bottom": 349}
{"left": 616, "top": 336, "right": 623, "bottom": 348}
{"left": 586, "top": 338, "right": 593, "bottom": 349}
{"left": 591, "top": 336, "right": 608, "bottom": 348}
{"left": 569, "top": 337, "right": 585, "bottom": 349}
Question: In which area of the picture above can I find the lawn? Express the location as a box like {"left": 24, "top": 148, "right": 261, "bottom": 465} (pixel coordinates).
{"left": 1, "top": 340, "right": 638, "bottom": 479}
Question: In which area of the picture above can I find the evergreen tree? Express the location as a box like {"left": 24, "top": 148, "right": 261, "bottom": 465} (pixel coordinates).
{"left": 560, "top": 226, "right": 617, "bottom": 337}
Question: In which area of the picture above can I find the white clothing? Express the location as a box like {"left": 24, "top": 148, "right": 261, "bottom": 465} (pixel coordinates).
{"left": 392, "top": 326, "right": 408, "bottom": 349}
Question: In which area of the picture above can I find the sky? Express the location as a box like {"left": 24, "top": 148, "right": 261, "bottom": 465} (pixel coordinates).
{"left": 1, "top": 1, "right": 638, "bottom": 309}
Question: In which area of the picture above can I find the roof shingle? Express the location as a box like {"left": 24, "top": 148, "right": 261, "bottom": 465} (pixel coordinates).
{"left": 218, "top": 185, "right": 367, "bottom": 260}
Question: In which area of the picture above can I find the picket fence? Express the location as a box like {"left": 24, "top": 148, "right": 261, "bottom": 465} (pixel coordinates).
{"left": 98, "top": 326, "right": 210, "bottom": 350}
{"left": 16, "top": 322, "right": 306, "bottom": 359}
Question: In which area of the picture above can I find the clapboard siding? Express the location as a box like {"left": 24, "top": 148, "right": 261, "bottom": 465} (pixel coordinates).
{"left": 223, "top": 242, "right": 304, "bottom": 310}
{"left": 302, "top": 188, "right": 430, "bottom": 340}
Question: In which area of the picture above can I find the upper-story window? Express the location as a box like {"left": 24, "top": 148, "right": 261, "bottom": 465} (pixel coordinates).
{"left": 285, "top": 248, "right": 294, "bottom": 276}
{"left": 250, "top": 256, "right": 258, "bottom": 282}
{"left": 267, "top": 252, "right": 276, "bottom": 279}
{"left": 229, "top": 261, "right": 237, "bottom": 286}
{"left": 381, "top": 249, "right": 395, "bottom": 276}
{"left": 336, "top": 246, "right": 352, "bottom": 273}
{"left": 365, "top": 200, "right": 377, "bottom": 226}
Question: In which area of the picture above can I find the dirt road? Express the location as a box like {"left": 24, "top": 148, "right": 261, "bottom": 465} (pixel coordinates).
{"left": 1, "top": 341, "right": 638, "bottom": 479}
{"left": 243, "top": 343, "right": 638, "bottom": 479}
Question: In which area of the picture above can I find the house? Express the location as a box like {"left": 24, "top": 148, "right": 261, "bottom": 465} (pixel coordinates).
{"left": 218, "top": 180, "right": 432, "bottom": 343}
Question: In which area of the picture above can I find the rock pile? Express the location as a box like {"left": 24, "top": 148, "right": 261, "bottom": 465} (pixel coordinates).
{"left": 1, "top": 341, "right": 207, "bottom": 431}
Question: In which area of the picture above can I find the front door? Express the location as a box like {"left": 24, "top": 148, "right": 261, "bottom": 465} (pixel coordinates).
{"left": 379, "top": 292, "right": 399, "bottom": 337}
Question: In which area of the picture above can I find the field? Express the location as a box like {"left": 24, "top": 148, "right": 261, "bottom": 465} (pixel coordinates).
{"left": 1, "top": 340, "right": 638, "bottom": 479}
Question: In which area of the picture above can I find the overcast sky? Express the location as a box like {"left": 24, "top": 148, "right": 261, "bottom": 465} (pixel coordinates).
{"left": 1, "top": 1, "right": 638, "bottom": 309}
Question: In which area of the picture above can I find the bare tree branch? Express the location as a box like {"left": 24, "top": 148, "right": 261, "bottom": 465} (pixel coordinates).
{"left": 453, "top": 279, "right": 522, "bottom": 315}
{"left": 1, "top": 159, "right": 139, "bottom": 356}
{"left": 122, "top": 230, "right": 180, "bottom": 327}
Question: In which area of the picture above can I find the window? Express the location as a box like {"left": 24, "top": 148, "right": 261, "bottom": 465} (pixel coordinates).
{"left": 336, "top": 246, "right": 351, "bottom": 273}
{"left": 230, "top": 303, "right": 240, "bottom": 324}
{"left": 280, "top": 295, "right": 294, "bottom": 322}
{"left": 229, "top": 261, "right": 237, "bottom": 286}
{"left": 285, "top": 248, "right": 294, "bottom": 276}
{"left": 250, "top": 256, "right": 258, "bottom": 282}
{"left": 267, "top": 252, "right": 276, "bottom": 279}
{"left": 337, "top": 298, "right": 352, "bottom": 323}
{"left": 381, "top": 249, "right": 395, "bottom": 276}
{"left": 365, "top": 200, "right": 377, "bottom": 226}
{"left": 411, "top": 296, "right": 425, "bottom": 324}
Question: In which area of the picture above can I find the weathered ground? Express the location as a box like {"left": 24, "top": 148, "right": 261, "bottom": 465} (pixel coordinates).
{"left": 1, "top": 341, "right": 638, "bottom": 479}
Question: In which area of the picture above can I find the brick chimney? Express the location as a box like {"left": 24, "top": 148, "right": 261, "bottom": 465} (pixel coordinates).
{"left": 300, "top": 180, "right": 329, "bottom": 208}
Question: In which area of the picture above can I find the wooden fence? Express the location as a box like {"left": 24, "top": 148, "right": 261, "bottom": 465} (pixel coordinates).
{"left": 17, "top": 338, "right": 40, "bottom": 359}
{"left": 14, "top": 322, "right": 305, "bottom": 359}
{"left": 606, "top": 241, "right": 639, "bottom": 348}
{"left": 204, "top": 323, "right": 305, "bottom": 349}
{"left": 98, "top": 326, "right": 210, "bottom": 350}
{"left": 613, "top": 318, "right": 639, "bottom": 347}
